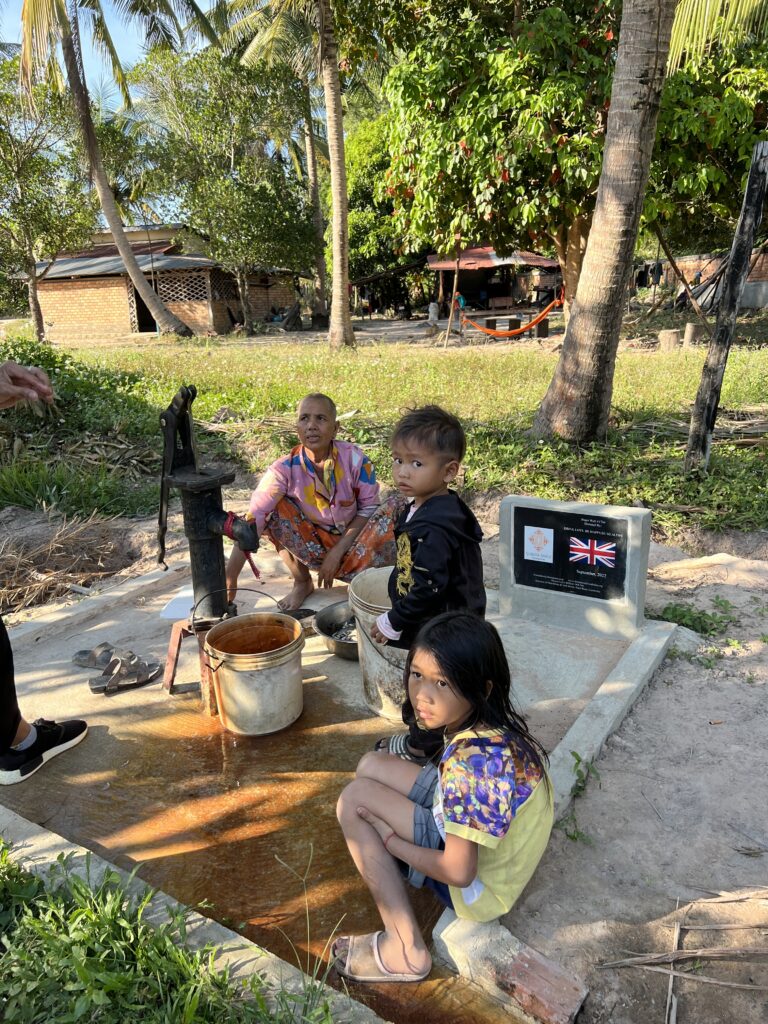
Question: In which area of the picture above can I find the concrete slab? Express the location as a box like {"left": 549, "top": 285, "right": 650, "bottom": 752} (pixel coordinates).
{"left": 0, "top": 543, "right": 676, "bottom": 1024}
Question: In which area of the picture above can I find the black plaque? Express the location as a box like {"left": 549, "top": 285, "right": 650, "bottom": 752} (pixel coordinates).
{"left": 513, "top": 506, "right": 628, "bottom": 600}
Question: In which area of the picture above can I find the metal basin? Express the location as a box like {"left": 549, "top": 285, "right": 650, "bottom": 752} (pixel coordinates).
{"left": 313, "top": 600, "right": 359, "bottom": 661}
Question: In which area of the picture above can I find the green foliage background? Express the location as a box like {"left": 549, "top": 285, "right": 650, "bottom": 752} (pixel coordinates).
{"left": 2, "top": 333, "right": 763, "bottom": 536}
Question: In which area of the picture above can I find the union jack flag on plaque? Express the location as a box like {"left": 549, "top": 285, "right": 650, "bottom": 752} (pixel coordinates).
{"left": 569, "top": 536, "right": 616, "bottom": 568}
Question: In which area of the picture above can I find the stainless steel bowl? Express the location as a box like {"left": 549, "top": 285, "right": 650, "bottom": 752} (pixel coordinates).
{"left": 313, "top": 600, "right": 359, "bottom": 661}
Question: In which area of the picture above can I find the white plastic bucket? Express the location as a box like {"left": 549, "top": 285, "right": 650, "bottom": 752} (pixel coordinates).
{"left": 204, "top": 612, "right": 305, "bottom": 735}
{"left": 349, "top": 567, "right": 407, "bottom": 721}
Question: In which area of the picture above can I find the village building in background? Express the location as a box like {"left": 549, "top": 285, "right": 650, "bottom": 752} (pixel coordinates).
{"left": 33, "top": 224, "right": 300, "bottom": 341}
{"left": 428, "top": 246, "right": 562, "bottom": 310}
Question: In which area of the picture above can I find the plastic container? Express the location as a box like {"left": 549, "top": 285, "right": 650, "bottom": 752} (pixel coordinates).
{"left": 348, "top": 567, "right": 407, "bottom": 721}
{"left": 204, "top": 612, "right": 305, "bottom": 735}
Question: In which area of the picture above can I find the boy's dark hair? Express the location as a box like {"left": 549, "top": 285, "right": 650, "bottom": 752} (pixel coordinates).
{"left": 299, "top": 393, "right": 337, "bottom": 419}
{"left": 391, "top": 405, "right": 466, "bottom": 462}
{"left": 406, "top": 611, "right": 549, "bottom": 777}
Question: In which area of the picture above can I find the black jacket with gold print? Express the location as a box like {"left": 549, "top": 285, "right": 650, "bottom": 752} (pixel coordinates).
{"left": 386, "top": 491, "right": 486, "bottom": 647}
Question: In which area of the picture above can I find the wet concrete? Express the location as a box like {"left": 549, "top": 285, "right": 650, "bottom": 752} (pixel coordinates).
{"left": 1, "top": 547, "right": 628, "bottom": 1022}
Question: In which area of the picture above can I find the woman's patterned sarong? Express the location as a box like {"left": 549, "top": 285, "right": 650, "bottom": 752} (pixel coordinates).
{"left": 263, "top": 494, "right": 407, "bottom": 582}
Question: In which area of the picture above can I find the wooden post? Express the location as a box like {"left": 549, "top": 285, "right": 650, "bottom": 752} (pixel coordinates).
{"left": 686, "top": 141, "right": 768, "bottom": 471}
{"left": 658, "top": 329, "right": 681, "bottom": 351}
{"left": 653, "top": 224, "right": 712, "bottom": 339}
{"left": 536, "top": 318, "right": 549, "bottom": 338}
{"left": 683, "top": 322, "right": 706, "bottom": 347}
{"left": 443, "top": 241, "right": 461, "bottom": 347}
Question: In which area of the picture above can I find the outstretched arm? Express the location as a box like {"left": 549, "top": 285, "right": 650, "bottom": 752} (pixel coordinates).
{"left": 0, "top": 361, "right": 54, "bottom": 410}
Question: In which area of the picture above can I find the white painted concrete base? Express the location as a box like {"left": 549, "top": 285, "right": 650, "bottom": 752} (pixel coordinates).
{"left": 0, "top": 805, "right": 386, "bottom": 1024}
{"left": 547, "top": 618, "right": 677, "bottom": 816}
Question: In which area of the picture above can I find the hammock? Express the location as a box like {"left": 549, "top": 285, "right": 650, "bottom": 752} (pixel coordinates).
{"left": 462, "top": 292, "right": 564, "bottom": 338}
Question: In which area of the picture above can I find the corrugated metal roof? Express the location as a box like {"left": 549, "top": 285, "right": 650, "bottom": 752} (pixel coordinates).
{"left": 62, "top": 240, "right": 176, "bottom": 260}
{"left": 37, "top": 253, "right": 220, "bottom": 280}
{"left": 427, "top": 246, "right": 559, "bottom": 271}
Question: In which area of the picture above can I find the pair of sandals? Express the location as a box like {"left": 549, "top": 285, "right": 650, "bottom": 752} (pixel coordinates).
{"left": 72, "top": 642, "right": 161, "bottom": 696}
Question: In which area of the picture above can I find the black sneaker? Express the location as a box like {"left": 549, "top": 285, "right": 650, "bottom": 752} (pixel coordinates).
{"left": 0, "top": 718, "right": 88, "bottom": 786}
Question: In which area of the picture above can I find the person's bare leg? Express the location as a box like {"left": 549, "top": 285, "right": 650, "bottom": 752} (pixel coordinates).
{"left": 356, "top": 751, "right": 421, "bottom": 794}
{"left": 277, "top": 548, "right": 315, "bottom": 610}
{"left": 336, "top": 777, "right": 431, "bottom": 977}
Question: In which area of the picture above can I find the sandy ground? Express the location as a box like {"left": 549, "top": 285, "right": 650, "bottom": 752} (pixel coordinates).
{"left": 492, "top": 540, "right": 768, "bottom": 1024}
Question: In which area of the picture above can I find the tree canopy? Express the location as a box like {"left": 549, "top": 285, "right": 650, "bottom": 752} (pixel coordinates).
{"left": 0, "top": 56, "right": 97, "bottom": 338}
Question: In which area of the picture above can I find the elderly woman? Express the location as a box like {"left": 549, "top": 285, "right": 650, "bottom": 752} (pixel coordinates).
{"left": 227, "top": 393, "right": 402, "bottom": 610}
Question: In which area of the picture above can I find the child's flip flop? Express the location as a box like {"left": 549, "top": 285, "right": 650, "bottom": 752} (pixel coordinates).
{"left": 333, "top": 932, "right": 430, "bottom": 983}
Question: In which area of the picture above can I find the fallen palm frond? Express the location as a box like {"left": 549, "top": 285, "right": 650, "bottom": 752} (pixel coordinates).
{"left": 1, "top": 434, "right": 159, "bottom": 481}
{"left": 609, "top": 964, "right": 768, "bottom": 991}
{"left": 0, "top": 513, "right": 132, "bottom": 613}
{"left": 602, "top": 946, "right": 768, "bottom": 968}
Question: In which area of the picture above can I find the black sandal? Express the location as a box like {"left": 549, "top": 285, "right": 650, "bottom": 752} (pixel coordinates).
{"left": 374, "top": 733, "right": 432, "bottom": 766}
{"left": 89, "top": 655, "right": 161, "bottom": 696}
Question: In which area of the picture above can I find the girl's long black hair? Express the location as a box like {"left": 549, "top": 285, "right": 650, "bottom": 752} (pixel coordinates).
{"left": 406, "top": 611, "right": 549, "bottom": 775}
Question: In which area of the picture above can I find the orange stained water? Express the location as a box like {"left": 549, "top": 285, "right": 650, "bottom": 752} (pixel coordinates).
{"left": 1, "top": 674, "right": 529, "bottom": 1023}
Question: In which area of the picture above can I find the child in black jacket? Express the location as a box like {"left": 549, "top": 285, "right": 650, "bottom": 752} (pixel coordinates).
{"left": 371, "top": 406, "right": 486, "bottom": 762}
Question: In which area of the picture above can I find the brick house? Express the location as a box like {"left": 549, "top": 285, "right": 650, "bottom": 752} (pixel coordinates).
{"left": 35, "top": 225, "right": 298, "bottom": 341}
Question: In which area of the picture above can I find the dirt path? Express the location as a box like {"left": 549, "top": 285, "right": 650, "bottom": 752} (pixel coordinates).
{"left": 497, "top": 547, "right": 768, "bottom": 1024}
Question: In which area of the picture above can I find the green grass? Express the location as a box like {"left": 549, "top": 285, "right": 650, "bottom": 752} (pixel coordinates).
{"left": 0, "top": 842, "right": 335, "bottom": 1024}
{"left": 2, "top": 333, "right": 768, "bottom": 535}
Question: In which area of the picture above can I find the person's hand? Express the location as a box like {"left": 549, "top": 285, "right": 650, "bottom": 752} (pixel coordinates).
{"left": 371, "top": 623, "right": 388, "bottom": 645}
{"left": 356, "top": 805, "right": 397, "bottom": 845}
{"left": 0, "top": 361, "right": 54, "bottom": 411}
{"left": 317, "top": 545, "right": 343, "bottom": 589}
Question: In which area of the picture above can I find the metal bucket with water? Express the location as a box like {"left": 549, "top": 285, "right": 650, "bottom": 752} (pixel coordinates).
{"left": 204, "top": 613, "right": 305, "bottom": 735}
{"left": 348, "top": 567, "right": 407, "bottom": 721}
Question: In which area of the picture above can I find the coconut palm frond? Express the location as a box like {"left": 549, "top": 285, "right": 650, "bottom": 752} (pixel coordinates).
{"left": 20, "top": 0, "right": 65, "bottom": 88}
{"left": 77, "top": 0, "right": 132, "bottom": 105}
{"left": 668, "top": 0, "right": 768, "bottom": 72}
{"left": 0, "top": 41, "right": 22, "bottom": 59}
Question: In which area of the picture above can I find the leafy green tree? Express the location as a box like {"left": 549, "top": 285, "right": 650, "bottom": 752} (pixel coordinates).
{"left": 383, "top": 0, "right": 616, "bottom": 311}
{"left": 0, "top": 56, "right": 97, "bottom": 340}
{"left": 646, "top": 38, "right": 768, "bottom": 252}
{"left": 131, "top": 48, "right": 314, "bottom": 333}
{"left": 16, "top": 0, "right": 217, "bottom": 337}
{"left": 533, "top": 0, "right": 768, "bottom": 442}
{"left": 345, "top": 114, "right": 421, "bottom": 282}
{"left": 223, "top": 0, "right": 358, "bottom": 346}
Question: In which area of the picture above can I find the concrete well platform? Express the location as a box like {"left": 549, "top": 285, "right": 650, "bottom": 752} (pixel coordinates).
{"left": 1, "top": 548, "right": 675, "bottom": 1023}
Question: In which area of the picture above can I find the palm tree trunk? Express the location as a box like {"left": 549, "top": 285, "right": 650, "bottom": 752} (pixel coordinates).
{"left": 303, "top": 87, "right": 328, "bottom": 324}
{"left": 317, "top": 0, "right": 354, "bottom": 348}
{"left": 58, "top": 14, "right": 192, "bottom": 337}
{"left": 532, "top": 0, "right": 677, "bottom": 441}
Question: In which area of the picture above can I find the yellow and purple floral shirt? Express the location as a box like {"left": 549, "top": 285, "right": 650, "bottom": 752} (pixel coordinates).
{"left": 433, "top": 728, "right": 553, "bottom": 922}
{"left": 248, "top": 440, "right": 380, "bottom": 535}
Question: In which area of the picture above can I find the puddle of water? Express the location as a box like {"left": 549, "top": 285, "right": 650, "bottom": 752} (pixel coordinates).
{"left": 0, "top": 674, "right": 529, "bottom": 1023}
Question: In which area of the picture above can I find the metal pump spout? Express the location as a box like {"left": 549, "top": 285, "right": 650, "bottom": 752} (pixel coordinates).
{"left": 157, "top": 385, "right": 258, "bottom": 624}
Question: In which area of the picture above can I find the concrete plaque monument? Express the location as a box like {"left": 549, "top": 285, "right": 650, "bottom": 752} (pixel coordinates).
{"left": 499, "top": 496, "right": 651, "bottom": 638}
